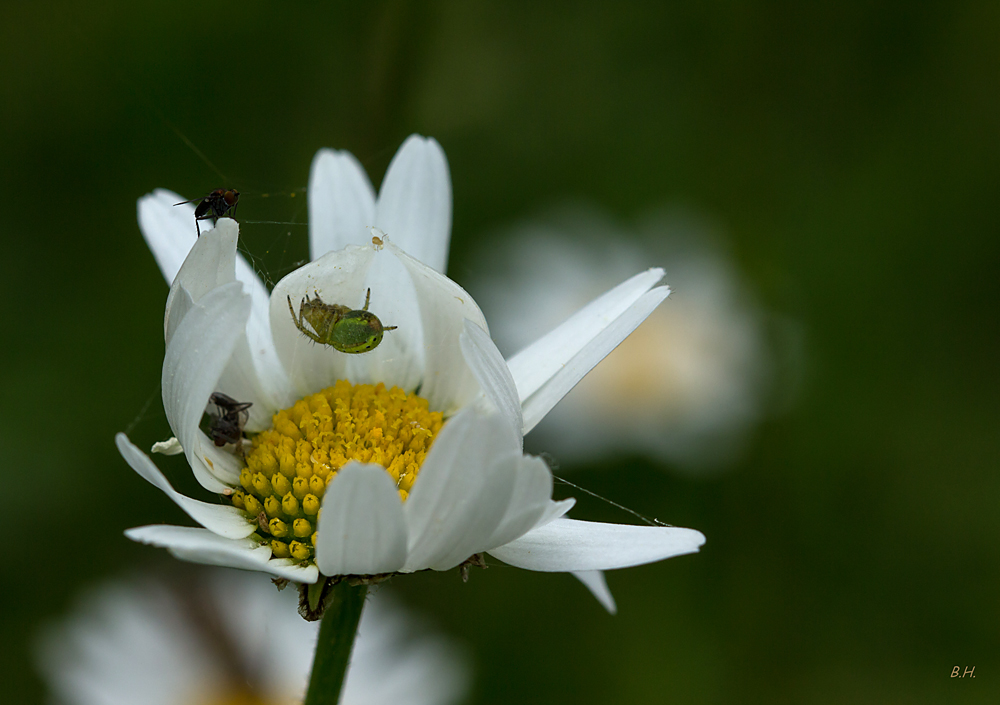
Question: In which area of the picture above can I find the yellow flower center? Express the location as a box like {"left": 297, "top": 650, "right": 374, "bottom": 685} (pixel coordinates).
{"left": 230, "top": 380, "right": 443, "bottom": 564}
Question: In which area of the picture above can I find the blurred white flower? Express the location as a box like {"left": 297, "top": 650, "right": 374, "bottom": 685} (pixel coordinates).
{"left": 472, "top": 205, "right": 776, "bottom": 470}
{"left": 36, "top": 570, "right": 469, "bottom": 705}
{"left": 121, "top": 136, "right": 705, "bottom": 613}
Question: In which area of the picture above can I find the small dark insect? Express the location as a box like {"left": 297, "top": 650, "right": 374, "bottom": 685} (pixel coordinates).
{"left": 174, "top": 188, "right": 240, "bottom": 236}
{"left": 208, "top": 392, "right": 252, "bottom": 447}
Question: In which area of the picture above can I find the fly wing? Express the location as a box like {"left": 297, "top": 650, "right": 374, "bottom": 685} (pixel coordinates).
{"left": 194, "top": 198, "right": 214, "bottom": 219}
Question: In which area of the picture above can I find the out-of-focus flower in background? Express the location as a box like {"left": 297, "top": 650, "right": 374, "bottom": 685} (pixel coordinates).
{"left": 472, "top": 205, "right": 791, "bottom": 471}
{"left": 36, "top": 569, "right": 470, "bottom": 705}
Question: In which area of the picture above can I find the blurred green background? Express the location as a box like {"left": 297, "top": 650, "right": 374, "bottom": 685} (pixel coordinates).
{"left": 2, "top": 2, "right": 997, "bottom": 703}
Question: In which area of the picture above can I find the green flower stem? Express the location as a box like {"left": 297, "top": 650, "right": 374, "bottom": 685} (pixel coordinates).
{"left": 303, "top": 581, "right": 367, "bottom": 705}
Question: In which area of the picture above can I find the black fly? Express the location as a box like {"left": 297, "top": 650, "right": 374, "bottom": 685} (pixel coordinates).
{"left": 208, "top": 392, "right": 252, "bottom": 447}
{"left": 175, "top": 189, "right": 240, "bottom": 236}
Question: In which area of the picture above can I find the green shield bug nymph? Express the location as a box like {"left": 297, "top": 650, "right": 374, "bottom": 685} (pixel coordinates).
{"left": 287, "top": 288, "right": 398, "bottom": 354}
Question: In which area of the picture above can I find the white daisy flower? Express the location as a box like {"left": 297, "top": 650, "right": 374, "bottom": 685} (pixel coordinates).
{"left": 36, "top": 570, "right": 470, "bottom": 705}
{"left": 473, "top": 205, "right": 775, "bottom": 470}
{"left": 123, "top": 135, "right": 705, "bottom": 613}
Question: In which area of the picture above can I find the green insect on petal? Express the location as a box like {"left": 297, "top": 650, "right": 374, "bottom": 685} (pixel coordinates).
{"left": 288, "top": 289, "right": 397, "bottom": 354}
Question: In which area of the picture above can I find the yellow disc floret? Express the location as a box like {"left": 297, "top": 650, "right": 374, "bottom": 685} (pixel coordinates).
{"left": 230, "top": 381, "right": 443, "bottom": 565}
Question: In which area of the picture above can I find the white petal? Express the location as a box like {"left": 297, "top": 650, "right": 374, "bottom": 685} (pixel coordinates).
{"left": 374, "top": 135, "right": 452, "bottom": 274}
{"left": 388, "top": 242, "right": 487, "bottom": 414}
{"left": 572, "top": 570, "right": 617, "bottom": 614}
{"left": 507, "top": 268, "right": 665, "bottom": 402}
{"left": 402, "top": 409, "right": 517, "bottom": 571}
{"left": 460, "top": 320, "right": 523, "bottom": 447}
{"left": 315, "top": 463, "right": 408, "bottom": 576}
{"left": 117, "top": 433, "right": 254, "bottom": 539}
{"left": 216, "top": 334, "right": 293, "bottom": 432}
{"left": 343, "top": 241, "right": 425, "bottom": 394}
{"left": 535, "top": 497, "right": 576, "bottom": 528}
{"left": 125, "top": 525, "right": 319, "bottom": 583}
{"left": 162, "top": 281, "right": 250, "bottom": 492}
{"left": 233, "top": 251, "right": 291, "bottom": 427}
{"left": 308, "top": 148, "right": 377, "bottom": 260}
{"left": 520, "top": 286, "right": 671, "bottom": 433}
{"left": 270, "top": 245, "right": 376, "bottom": 396}
{"left": 137, "top": 189, "right": 199, "bottom": 283}
{"left": 482, "top": 455, "right": 553, "bottom": 551}
{"left": 164, "top": 285, "right": 195, "bottom": 348}
{"left": 163, "top": 218, "right": 240, "bottom": 342}
{"left": 487, "top": 517, "right": 705, "bottom": 572}
{"left": 151, "top": 437, "right": 183, "bottom": 455}
{"left": 164, "top": 219, "right": 289, "bottom": 427}
{"left": 161, "top": 217, "right": 264, "bottom": 340}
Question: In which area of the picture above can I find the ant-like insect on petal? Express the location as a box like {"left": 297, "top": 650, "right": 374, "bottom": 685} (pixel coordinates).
{"left": 208, "top": 392, "right": 252, "bottom": 447}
